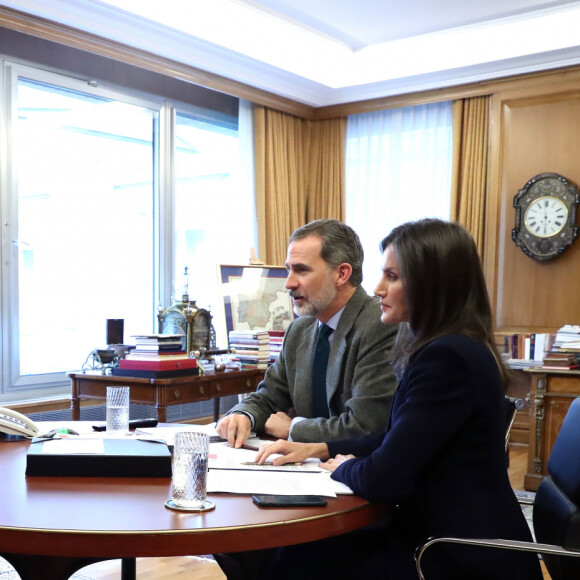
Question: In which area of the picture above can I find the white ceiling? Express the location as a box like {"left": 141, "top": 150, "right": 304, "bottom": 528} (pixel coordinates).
{"left": 5, "top": 0, "right": 580, "bottom": 107}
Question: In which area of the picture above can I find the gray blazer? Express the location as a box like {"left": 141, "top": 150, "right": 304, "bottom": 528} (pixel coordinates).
{"left": 226, "top": 286, "right": 398, "bottom": 442}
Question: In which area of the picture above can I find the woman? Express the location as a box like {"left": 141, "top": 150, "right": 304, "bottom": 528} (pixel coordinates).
{"left": 256, "top": 219, "right": 542, "bottom": 580}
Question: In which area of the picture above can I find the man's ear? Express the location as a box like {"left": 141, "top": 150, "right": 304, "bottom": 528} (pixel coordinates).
{"left": 335, "top": 263, "right": 353, "bottom": 287}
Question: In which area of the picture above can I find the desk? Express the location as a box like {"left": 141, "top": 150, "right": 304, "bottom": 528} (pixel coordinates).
{"left": 0, "top": 430, "right": 387, "bottom": 580}
{"left": 524, "top": 368, "right": 580, "bottom": 490}
{"left": 69, "top": 369, "right": 264, "bottom": 423}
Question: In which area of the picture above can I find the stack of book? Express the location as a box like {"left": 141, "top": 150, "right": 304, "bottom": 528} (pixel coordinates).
{"left": 112, "top": 334, "right": 198, "bottom": 378}
{"left": 553, "top": 325, "right": 580, "bottom": 351}
{"left": 268, "top": 330, "right": 285, "bottom": 363}
{"left": 229, "top": 329, "right": 270, "bottom": 370}
{"left": 130, "top": 334, "right": 185, "bottom": 355}
{"left": 542, "top": 351, "right": 580, "bottom": 370}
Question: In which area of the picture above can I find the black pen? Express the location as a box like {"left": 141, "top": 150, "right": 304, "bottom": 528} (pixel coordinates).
{"left": 240, "top": 443, "right": 260, "bottom": 451}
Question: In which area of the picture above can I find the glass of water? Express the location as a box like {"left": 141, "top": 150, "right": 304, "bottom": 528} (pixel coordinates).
{"left": 166, "top": 432, "right": 214, "bottom": 512}
{"left": 106, "top": 386, "right": 130, "bottom": 433}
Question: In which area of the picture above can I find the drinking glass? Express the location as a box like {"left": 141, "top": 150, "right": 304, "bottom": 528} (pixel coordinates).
{"left": 166, "top": 432, "right": 214, "bottom": 512}
{"left": 106, "top": 386, "right": 130, "bottom": 433}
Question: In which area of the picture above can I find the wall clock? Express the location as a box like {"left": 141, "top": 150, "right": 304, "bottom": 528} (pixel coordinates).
{"left": 512, "top": 172, "right": 580, "bottom": 261}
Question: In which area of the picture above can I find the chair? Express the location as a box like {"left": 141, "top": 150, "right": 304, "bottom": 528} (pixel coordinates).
{"left": 415, "top": 397, "right": 580, "bottom": 580}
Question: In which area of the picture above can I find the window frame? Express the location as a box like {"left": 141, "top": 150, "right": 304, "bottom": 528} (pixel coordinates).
{"left": 0, "top": 59, "right": 241, "bottom": 402}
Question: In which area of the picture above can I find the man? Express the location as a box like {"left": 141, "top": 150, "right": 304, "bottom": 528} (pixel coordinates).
{"left": 217, "top": 218, "right": 398, "bottom": 448}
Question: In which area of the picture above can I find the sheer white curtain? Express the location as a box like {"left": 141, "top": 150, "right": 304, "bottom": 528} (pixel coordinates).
{"left": 346, "top": 102, "right": 453, "bottom": 293}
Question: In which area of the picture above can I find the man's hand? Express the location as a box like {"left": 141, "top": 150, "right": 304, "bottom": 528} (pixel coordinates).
{"left": 264, "top": 411, "right": 292, "bottom": 439}
{"left": 216, "top": 413, "right": 252, "bottom": 448}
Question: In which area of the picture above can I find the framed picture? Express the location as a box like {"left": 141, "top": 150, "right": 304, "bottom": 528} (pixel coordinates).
{"left": 219, "top": 264, "right": 294, "bottom": 334}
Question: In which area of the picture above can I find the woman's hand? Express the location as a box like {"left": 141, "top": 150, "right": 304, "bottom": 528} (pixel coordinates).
{"left": 319, "top": 454, "right": 355, "bottom": 473}
{"left": 255, "top": 440, "right": 329, "bottom": 466}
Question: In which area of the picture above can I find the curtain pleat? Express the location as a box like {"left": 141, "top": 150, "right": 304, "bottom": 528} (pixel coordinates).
{"left": 254, "top": 104, "right": 346, "bottom": 265}
{"left": 451, "top": 96, "right": 490, "bottom": 257}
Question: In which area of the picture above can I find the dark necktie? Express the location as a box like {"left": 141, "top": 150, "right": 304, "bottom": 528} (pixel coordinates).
{"left": 311, "top": 324, "right": 333, "bottom": 419}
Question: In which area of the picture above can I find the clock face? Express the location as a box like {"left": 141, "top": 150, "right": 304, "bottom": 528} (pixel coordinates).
{"left": 161, "top": 311, "right": 186, "bottom": 336}
{"left": 524, "top": 196, "right": 568, "bottom": 238}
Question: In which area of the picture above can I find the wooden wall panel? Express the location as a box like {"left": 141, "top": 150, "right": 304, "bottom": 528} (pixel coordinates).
{"left": 489, "top": 90, "right": 580, "bottom": 332}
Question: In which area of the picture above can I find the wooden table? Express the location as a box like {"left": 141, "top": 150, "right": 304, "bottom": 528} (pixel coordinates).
{"left": 0, "top": 430, "right": 387, "bottom": 580}
{"left": 524, "top": 368, "right": 580, "bottom": 490}
{"left": 69, "top": 369, "right": 264, "bottom": 423}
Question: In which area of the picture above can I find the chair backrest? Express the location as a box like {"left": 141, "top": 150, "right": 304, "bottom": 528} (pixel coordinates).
{"left": 533, "top": 397, "right": 580, "bottom": 580}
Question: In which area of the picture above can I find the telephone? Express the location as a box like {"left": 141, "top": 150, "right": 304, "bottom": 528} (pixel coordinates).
{"left": 0, "top": 406, "right": 40, "bottom": 438}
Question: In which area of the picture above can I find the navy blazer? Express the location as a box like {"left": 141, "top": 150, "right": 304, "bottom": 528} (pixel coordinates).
{"left": 328, "top": 334, "right": 543, "bottom": 580}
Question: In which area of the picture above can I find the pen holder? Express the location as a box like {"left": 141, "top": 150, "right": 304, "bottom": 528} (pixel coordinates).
{"left": 166, "top": 432, "right": 215, "bottom": 512}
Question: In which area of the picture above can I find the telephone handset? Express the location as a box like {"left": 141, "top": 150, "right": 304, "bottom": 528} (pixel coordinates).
{"left": 0, "top": 406, "right": 40, "bottom": 438}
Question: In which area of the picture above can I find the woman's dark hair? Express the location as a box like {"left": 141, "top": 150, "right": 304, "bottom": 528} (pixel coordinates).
{"left": 380, "top": 218, "right": 507, "bottom": 383}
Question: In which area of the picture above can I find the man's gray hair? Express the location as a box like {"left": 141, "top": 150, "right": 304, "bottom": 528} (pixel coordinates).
{"left": 289, "top": 219, "right": 364, "bottom": 286}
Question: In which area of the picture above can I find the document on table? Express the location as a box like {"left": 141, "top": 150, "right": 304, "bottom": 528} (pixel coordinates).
{"left": 208, "top": 441, "right": 323, "bottom": 473}
{"left": 205, "top": 441, "right": 354, "bottom": 496}
{"left": 134, "top": 423, "right": 246, "bottom": 447}
{"left": 323, "top": 471, "right": 354, "bottom": 495}
{"left": 207, "top": 469, "right": 339, "bottom": 497}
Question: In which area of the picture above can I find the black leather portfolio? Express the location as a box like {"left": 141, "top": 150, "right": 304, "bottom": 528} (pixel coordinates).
{"left": 26, "top": 437, "right": 172, "bottom": 477}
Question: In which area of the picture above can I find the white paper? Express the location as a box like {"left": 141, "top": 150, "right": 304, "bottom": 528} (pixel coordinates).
{"left": 135, "top": 423, "right": 221, "bottom": 446}
{"left": 41, "top": 439, "right": 105, "bottom": 454}
{"left": 208, "top": 441, "right": 322, "bottom": 472}
{"left": 207, "top": 469, "right": 338, "bottom": 497}
{"left": 323, "top": 472, "right": 354, "bottom": 495}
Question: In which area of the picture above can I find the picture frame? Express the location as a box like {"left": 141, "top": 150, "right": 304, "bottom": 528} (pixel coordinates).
{"left": 219, "top": 264, "right": 294, "bottom": 335}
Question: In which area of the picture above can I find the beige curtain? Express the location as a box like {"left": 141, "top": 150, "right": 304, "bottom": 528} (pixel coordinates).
{"left": 254, "top": 104, "right": 346, "bottom": 265}
{"left": 450, "top": 96, "right": 491, "bottom": 256}
{"left": 306, "top": 117, "right": 347, "bottom": 223}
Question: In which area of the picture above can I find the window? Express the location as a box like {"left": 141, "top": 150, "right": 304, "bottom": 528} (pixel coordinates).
{"left": 1, "top": 62, "right": 251, "bottom": 400}
{"left": 345, "top": 102, "right": 453, "bottom": 293}
{"left": 14, "top": 77, "right": 157, "bottom": 379}
{"left": 173, "top": 103, "right": 256, "bottom": 342}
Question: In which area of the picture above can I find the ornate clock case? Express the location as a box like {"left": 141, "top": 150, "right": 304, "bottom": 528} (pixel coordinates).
{"left": 512, "top": 172, "right": 580, "bottom": 261}
{"left": 157, "top": 268, "right": 212, "bottom": 353}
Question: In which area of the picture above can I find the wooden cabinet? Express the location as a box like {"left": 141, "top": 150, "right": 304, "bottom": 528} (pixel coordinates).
{"left": 69, "top": 369, "right": 264, "bottom": 423}
{"left": 524, "top": 369, "right": 580, "bottom": 490}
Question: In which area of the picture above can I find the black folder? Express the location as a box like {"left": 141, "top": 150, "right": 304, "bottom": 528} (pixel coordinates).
{"left": 111, "top": 367, "right": 200, "bottom": 379}
{"left": 26, "top": 437, "right": 172, "bottom": 477}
